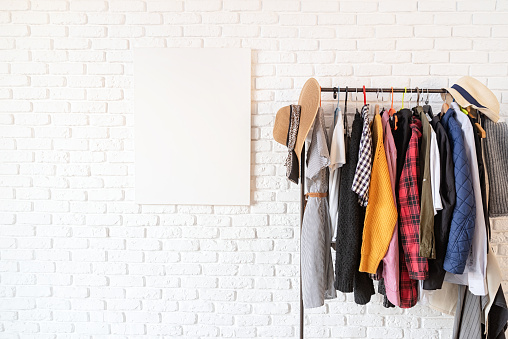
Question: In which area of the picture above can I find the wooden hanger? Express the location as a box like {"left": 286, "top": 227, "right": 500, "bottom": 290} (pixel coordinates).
{"left": 476, "top": 122, "right": 486, "bottom": 138}
{"left": 441, "top": 93, "right": 450, "bottom": 117}
{"left": 469, "top": 108, "right": 487, "bottom": 138}
{"left": 441, "top": 102, "right": 449, "bottom": 117}
{"left": 467, "top": 106, "right": 478, "bottom": 119}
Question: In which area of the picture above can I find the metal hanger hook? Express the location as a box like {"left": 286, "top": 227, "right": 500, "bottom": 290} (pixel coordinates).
{"left": 345, "top": 86, "right": 349, "bottom": 114}
{"left": 426, "top": 88, "right": 430, "bottom": 105}
{"left": 355, "top": 87, "right": 358, "bottom": 110}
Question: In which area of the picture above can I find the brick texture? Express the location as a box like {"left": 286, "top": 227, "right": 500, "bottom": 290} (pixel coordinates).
{"left": 0, "top": 0, "right": 508, "bottom": 338}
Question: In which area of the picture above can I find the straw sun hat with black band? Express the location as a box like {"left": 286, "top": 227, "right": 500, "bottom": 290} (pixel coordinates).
{"left": 273, "top": 78, "right": 321, "bottom": 165}
{"left": 443, "top": 76, "right": 500, "bottom": 123}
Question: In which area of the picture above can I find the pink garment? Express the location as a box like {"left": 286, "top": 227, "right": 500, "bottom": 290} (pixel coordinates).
{"left": 380, "top": 112, "right": 400, "bottom": 307}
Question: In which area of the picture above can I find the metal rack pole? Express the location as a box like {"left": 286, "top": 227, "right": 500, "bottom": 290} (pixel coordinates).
{"left": 298, "top": 86, "right": 449, "bottom": 339}
{"left": 299, "top": 147, "right": 305, "bottom": 339}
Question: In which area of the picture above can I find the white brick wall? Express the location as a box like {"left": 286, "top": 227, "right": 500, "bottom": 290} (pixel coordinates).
{"left": 0, "top": 0, "right": 507, "bottom": 338}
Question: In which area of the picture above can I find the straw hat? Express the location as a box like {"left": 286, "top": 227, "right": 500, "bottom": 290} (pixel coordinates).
{"left": 273, "top": 78, "right": 321, "bottom": 164}
{"left": 442, "top": 76, "right": 500, "bottom": 123}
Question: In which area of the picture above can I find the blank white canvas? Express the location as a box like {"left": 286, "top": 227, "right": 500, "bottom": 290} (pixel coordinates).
{"left": 134, "top": 48, "right": 251, "bottom": 205}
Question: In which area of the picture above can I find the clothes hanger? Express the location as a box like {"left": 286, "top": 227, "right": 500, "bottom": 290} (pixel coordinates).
{"left": 441, "top": 92, "right": 450, "bottom": 116}
{"left": 476, "top": 126, "right": 487, "bottom": 138}
{"left": 467, "top": 105, "right": 477, "bottom": 118}
{"left": 363, "top": 85, "right": 367, "bottom": 108}
{"left": 380, "top": 88, "right": 385, "bottom": 111}
{"left": 469, "top": 106, "right": 486, "bottom": 138}
{"left": 388, "top": 87, "right": 396, "bottom": 116}
{"left": 386, "top": 87, "right": 398, "bottom": 129}
{"left": 355, "top": 87, "right": 359, "bottom": 113}
{"left": 423, "top": 88, "right": 434, "bottom": 119}
{"left": 375, "top": 88, "right": 380, "bottom": 115}
{"left": 393, "top": 87, "right": 399, "bottom": 130}
{"left": 410, "top": 88, "right": 420, "bottom": 118}
{"left": 344, "top": 86, "right": 348, "bottom": 115}
{"left": 476, "top": 120, "right": 487, "bottom": 138}
{"left": 333, "top": 85, "right": 340, "bottom": 128}
{"left": 344, "top": 86, "right": 349, "bottom": 132}
{"left": 409, "top": 88, "right": 419, "bottom": 119}
{"left": 402, "top": 87, "right": 406, "bottom": 110}
{"left": 416, "top": 87, "right": 420, "bottom": 107}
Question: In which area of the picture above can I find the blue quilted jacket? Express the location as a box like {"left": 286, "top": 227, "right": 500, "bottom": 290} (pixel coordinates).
{"left": 441, "top": 108, "right": 476, "bottom": 274}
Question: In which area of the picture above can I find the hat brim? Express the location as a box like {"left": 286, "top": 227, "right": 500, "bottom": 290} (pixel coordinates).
{"left": 273, "top": 78, "right": 321, "bottom": 165}
{"left": 273, "top": 106, "right": 291, "bottom": 146}
{"left": 443, "top": 87, "right": 500, "bottom": 123}
{"left": 295, "top": 78, "right": 321, "bottom": 162}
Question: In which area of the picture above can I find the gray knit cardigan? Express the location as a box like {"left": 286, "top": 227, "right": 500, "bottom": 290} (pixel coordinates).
{"left": 483, "top": 117, "right": 508, "bottom": 217}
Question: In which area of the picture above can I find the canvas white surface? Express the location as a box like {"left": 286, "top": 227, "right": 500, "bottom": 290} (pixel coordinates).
{"left": 134, "top": 48, "right": 251, "bottom": 205}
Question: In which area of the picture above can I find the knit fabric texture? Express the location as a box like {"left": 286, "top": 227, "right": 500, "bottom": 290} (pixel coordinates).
{"left": 380, "top": 110, "right": 401, "bottom": 307}
{"left": 483, "top": 118, "right": 508, "bottom": 217}
{"left": 335, "top": 111, "right": 374, "bottom": 305}
{"left": 359, "top": 114, "right": 398, "bottom": 274}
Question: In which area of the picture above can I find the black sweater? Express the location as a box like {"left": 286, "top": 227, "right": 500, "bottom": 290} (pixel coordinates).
{"left": 335, "top": 111, "right": 374, "bottom": 305}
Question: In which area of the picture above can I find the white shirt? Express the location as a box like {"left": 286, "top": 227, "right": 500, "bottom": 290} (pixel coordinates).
{"left": 444, "top": 102, "right": 488, "bottom": 296}
{"left": 328, "top": 107, "right": 346, "bottom": 243}
{"left": 430, "top": 128, "right": 443, "bottom": 215}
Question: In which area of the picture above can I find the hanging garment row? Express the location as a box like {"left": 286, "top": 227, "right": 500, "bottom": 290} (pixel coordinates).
{"left": 273, "top": 76, "right": 508, "bottom": 339}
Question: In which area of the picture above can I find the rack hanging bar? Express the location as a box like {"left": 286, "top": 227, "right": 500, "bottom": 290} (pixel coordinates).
{"left": 322, "top": 87, "right": 448, "bottom": 99}
{"left": 321, "top": 87, "right": 448, "bottom": 94}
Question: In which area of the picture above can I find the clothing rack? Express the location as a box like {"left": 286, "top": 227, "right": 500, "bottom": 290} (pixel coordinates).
{"left": 297, "top": 86, "right": 449, "bottom": 339}
{"left": 321, "top": 87, "right": 448, "bottom": 100}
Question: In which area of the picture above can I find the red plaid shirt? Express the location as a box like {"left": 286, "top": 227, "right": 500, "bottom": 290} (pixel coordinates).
{"left": 399, "top": 246, "right": 418, "bottom": 308}
{"left": 398, "top": 118, "right": 428, "bottom": 282}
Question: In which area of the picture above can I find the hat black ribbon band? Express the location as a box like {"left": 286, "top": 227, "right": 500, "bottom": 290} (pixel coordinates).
{"left": 451, "top": 84, "right": 486, "bottom": 109}
{"left": 285, "top": 105, "right": 301, "bottom": 184}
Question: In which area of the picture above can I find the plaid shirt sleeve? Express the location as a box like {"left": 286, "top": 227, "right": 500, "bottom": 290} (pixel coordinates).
{"left": 352, "top": 105, "right": 373, "bottom": 207}
{"left": 398, "top": 119, "right": 429, "bottom": 281}
{"left": 399, "top": 245, "right": 418, "bottom": 308}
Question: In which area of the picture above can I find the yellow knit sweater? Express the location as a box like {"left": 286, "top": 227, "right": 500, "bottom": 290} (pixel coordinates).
{"left": 359, "top": 114, "right": 398, "bottom": 274}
